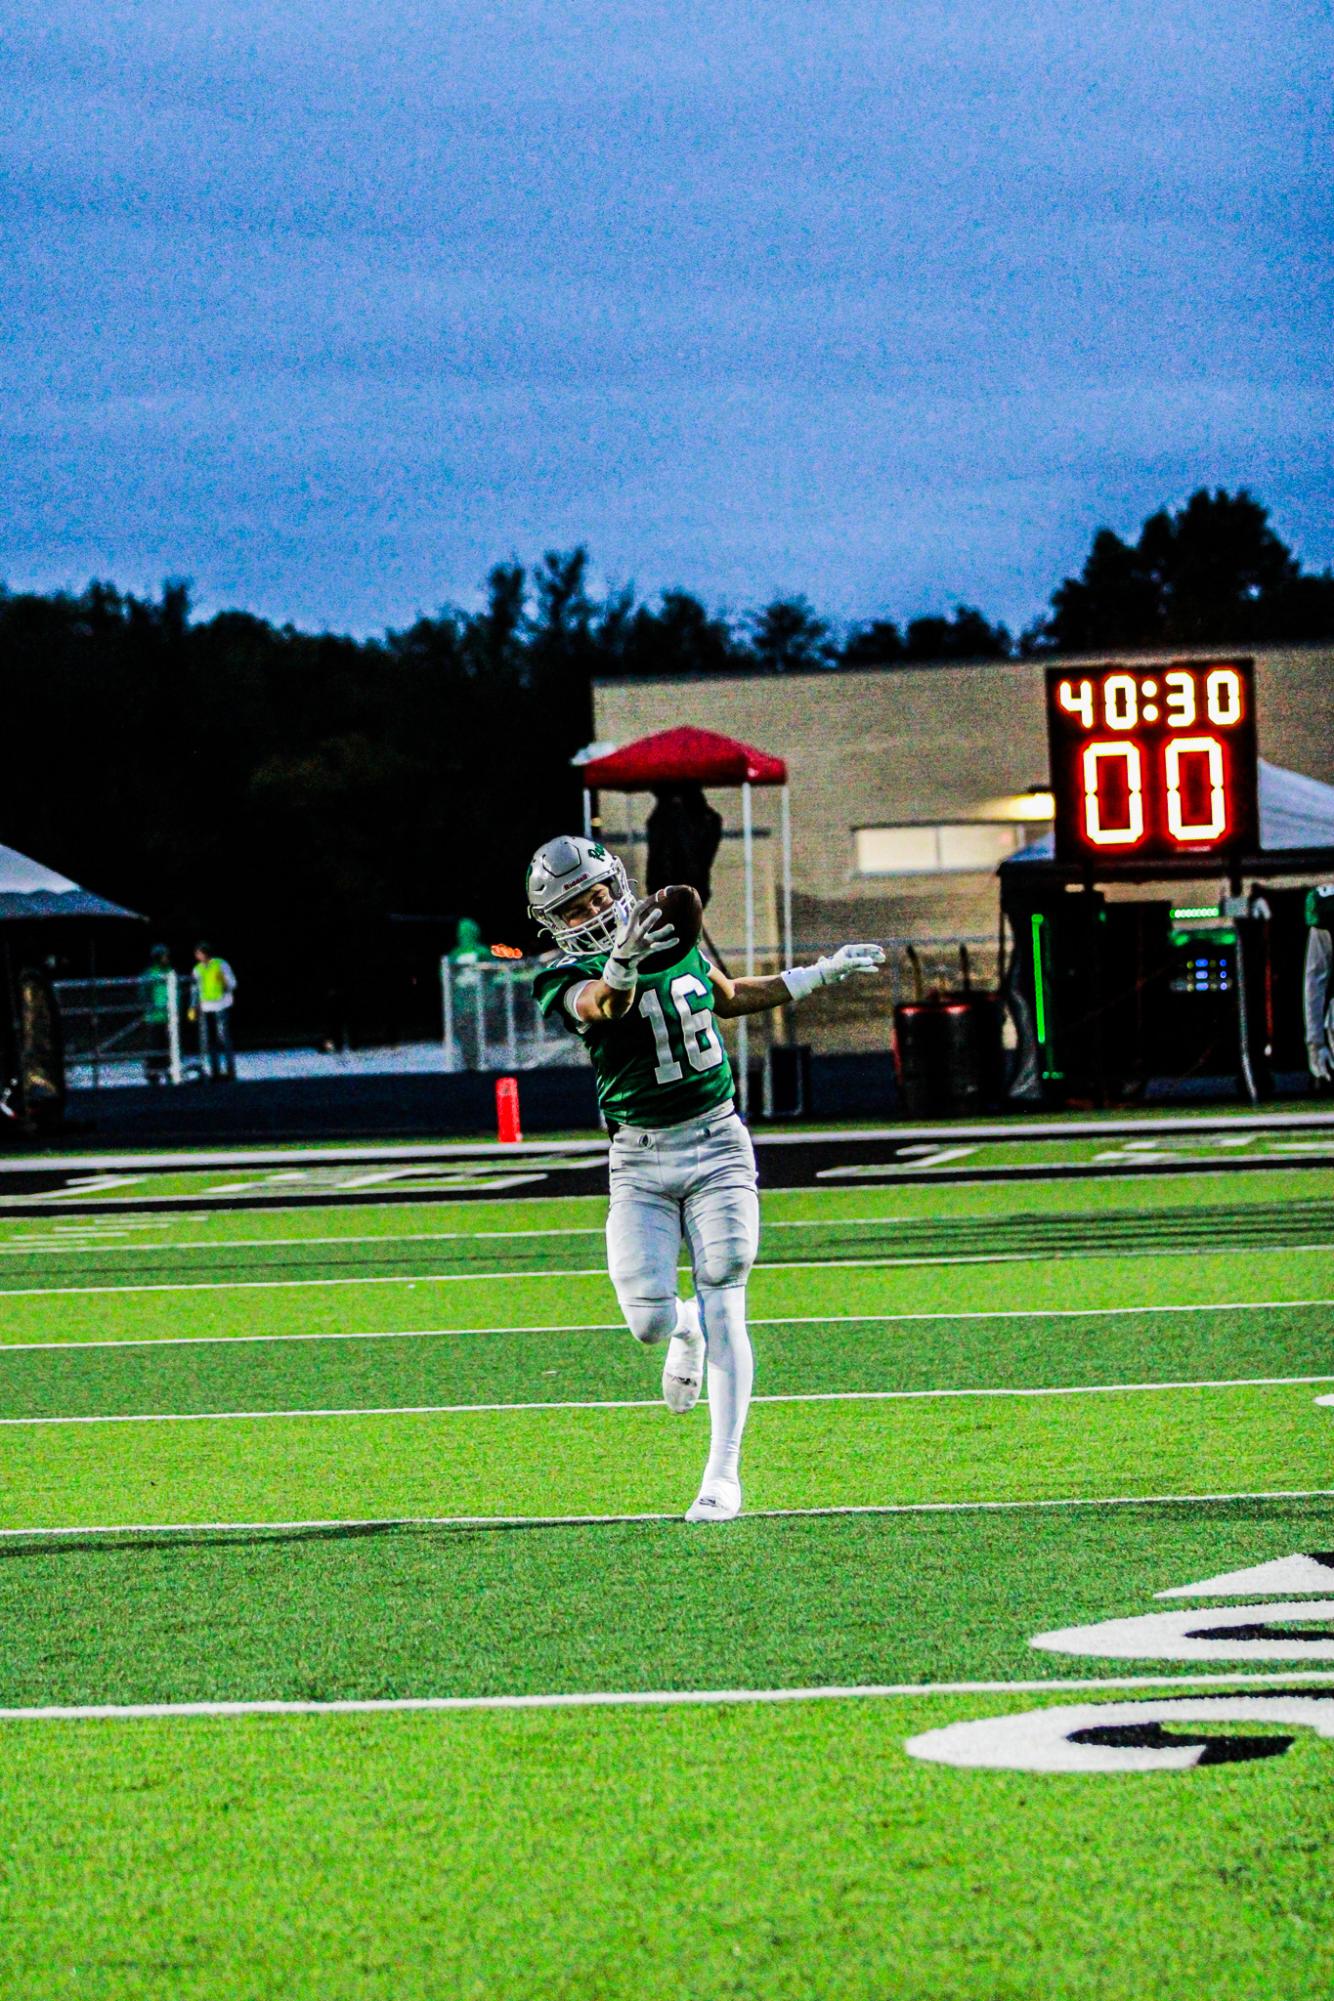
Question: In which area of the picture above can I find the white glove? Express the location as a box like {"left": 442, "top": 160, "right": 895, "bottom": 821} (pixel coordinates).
{"left": 782, "top": 943, "right": 885, "bottom": 1001}
{"left": 603, "top": 898, "right": 679, "bottom": 989}
{"left": 817, "top": 943, "right": 886, "bottom": 985}
{"left": 1309, "top": 1041, "right": 1334, "bottom": 1084}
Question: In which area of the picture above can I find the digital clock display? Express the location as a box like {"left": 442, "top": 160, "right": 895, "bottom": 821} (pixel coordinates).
{"left": 1045, "top": 659, "right": 1259, "bottom": 865}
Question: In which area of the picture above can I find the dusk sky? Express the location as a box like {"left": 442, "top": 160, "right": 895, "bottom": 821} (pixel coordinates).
{"left": 5, "top": 0, "right": 1332, "bottom": 637}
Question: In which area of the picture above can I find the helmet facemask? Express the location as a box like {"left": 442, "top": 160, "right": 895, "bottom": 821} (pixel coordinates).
{"left": 526, "top": 837, "right": 636, "bottom": 956}
{"left": 547, "top": 869, "right": 635, "bottom": 955}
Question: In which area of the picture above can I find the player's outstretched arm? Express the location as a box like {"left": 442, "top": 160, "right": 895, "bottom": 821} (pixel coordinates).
{"left": 712, "top": 943, "right": 886, "bottom": 1018}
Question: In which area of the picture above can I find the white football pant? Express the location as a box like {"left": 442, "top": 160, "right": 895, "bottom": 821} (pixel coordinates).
{"left": 606, "top": 1106, "right": 759, "bottom": 1486}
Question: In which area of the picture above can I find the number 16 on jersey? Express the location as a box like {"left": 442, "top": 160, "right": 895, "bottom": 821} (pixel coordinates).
{"left": 640, "top": 974, "right": 725, "bottom": 1083}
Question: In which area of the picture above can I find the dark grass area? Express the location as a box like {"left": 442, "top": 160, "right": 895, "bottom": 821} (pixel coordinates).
{"left": 6, "top": 1495, "right": 1333, "bottom": 1707}
{"left": 0, "top": 1303, "right": 1330, "bottom": 1420}
{"left": 7, "top": 1195, "right": 1334, "bottom": 1290}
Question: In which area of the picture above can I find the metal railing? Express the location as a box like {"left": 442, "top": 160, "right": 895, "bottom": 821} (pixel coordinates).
{"left": 438, "top": 937, "right": 999, "bottom": 1079}
{"left": 439, "top": 958, "right": 584, "bottom": 1072}
{"left": 55, "top": 937, "right": 1001, "bottom": 1091}
{"left": 54, "top": 972, "right": 186, "bottom": 1087}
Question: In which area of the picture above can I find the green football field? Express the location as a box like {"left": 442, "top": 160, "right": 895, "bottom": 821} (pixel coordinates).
{"left": 3, "top": 1158, "right": 1333, "bottom": 1998}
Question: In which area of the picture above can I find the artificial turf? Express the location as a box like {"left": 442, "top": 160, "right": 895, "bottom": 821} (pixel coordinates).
{"left": 3, "top": 1495, "right": 1331, "bottom": 1707}
{"left": 0, "top": 1302, "right": 1328, "bottom": 1420}
{"left": 5, "top": 1694, "right": 1332, "bottom": 2001}
{"left": 3, "top": 1236, "right": 1333, "bottom": 1352}
{"left": 1, "top": 1160, "right": 1331, "bottom": 1999}
{"left": 3, "top": 1198, "right": 1333, "bottom": 1296}
{"left": 2, "top": 1377, "right": 1327, "bottom": 1531}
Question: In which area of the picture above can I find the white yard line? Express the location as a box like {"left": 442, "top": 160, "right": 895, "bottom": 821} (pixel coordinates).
{"left": 0, "top": 1216, "right": 911, "bottom": 1255}
{"left": 0, "top": 1217, "right": 983, "bottom": 1254}
{"left": 0, "top": 1226, "right": 609, "bottom": 1255}
{"left": 1, "top": 1209, "right": 1325, "bottom": 1256}
{"left": 2, "top": 1373, "right": 1329, "bottom": 1429}
{"left": 1, "top": 1296, "right": 1330, "bottom": 1356}
{"left": 6, "top": 1241, "right": 1334, "bottom": 1300}
{"left": 3, "top": 1485, "right": 1331, "bottom": 1540}
{"left": 0, "top": 1268, "right": 622, "bottom": 1299}
{"left": 5, "top": 1667, "right": 1334, "bottom": 1724}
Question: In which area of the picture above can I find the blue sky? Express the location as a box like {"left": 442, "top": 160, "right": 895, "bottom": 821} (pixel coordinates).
{"left": 4, "top": 0, "right": 1331, "bottom": 635}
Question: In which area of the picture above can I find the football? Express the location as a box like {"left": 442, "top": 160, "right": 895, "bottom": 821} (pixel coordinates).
{"left": 641, "top": 883, "right": 703, "bottom": 968}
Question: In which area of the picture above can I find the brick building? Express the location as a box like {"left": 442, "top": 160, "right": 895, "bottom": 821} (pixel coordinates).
{"left": 591, "top": 643, "right": 1333, "bottom": 1056}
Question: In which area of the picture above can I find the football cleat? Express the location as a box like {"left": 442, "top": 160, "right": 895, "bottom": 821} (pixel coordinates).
{"left": 662, "top": 1300, "right": 705, "bottom": 1415}
{"left": 685, "top": 1476, "right": 742, "bottom": 1524}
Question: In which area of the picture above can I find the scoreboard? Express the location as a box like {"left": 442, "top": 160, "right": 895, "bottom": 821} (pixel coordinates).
{"left": 1045, "top": 658, "right": 1259, "bottom": 867}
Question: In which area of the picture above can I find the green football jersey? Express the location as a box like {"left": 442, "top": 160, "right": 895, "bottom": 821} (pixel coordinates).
{"left": 532, "top": 942, "right": 734, "bottom": 1128}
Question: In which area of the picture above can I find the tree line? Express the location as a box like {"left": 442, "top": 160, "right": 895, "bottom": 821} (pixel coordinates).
{"left": 2, "top": 488, "right": 1330, "bottom": 1043}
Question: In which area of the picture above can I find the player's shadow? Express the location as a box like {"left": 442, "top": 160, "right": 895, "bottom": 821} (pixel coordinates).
{"left": 0, "top": 1523, "right": 400, "bottom": 1561}
{"left": 0, "top": 1517, "right": 648, "bottom": 1561}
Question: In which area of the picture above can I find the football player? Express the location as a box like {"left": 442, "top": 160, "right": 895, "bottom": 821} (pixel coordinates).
{"left": 528, "top": 833, "right": 884, "bottom": 1523}
{"left": 1305, "top": 884, "right": 1334, "bottom": 1086}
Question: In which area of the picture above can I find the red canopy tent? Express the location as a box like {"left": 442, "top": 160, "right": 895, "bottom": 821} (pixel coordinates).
{"left": 579, "top": 726, "right": 793, "bottom": 1113}
{"left": 580, "top": 725, "right": 787, "bottom": 791}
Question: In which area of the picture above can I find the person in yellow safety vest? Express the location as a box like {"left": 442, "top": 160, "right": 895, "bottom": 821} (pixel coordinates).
{"left": 190, "top": 942, "right": 237, "bottom": 1081}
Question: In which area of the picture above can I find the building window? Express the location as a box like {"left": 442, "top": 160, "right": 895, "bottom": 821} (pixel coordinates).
{"left": 854, "top": 823, "right": 1035, "bottom": 876}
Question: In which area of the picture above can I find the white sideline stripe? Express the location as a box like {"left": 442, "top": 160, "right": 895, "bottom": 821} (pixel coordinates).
{"left": 3, "top": 1373, "right": 1330, "bottom": 1429}
{"left": 6, "top": 1668, "right": 1334, "bottom": 1725}
{"left": 7, "top": 1241, "right": 1334, "bottom": 1299}
{"left": 2, "top": 1296, "right": 1330, "bottom": 1356}
{"left": 2, "top": 1485, "right": 1331, "bottom": 1540}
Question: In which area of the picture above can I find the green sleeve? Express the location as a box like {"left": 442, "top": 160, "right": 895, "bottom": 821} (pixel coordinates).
{"left": 531, "top": 958, "right": 598, "bottom": 1031}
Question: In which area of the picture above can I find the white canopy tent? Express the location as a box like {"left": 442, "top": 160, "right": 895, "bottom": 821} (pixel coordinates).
{"left": 0, "top": 841, "right": 144, "bottom": 923}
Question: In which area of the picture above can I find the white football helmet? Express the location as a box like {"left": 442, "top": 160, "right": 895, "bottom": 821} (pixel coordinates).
{"left": 526, "top": 835, "right": 635, "bottom": 955}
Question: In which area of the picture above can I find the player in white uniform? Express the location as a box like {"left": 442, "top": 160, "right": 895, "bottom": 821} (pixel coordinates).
{"left": 528, "top": 835, "right": 884, "bottom": 1522}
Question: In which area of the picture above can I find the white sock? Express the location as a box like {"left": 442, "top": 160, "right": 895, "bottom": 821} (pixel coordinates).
{"left": 697, "top": 1283, "right": 753, "bottom": 1485}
